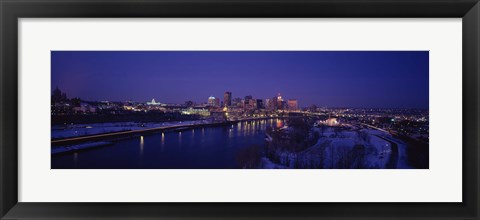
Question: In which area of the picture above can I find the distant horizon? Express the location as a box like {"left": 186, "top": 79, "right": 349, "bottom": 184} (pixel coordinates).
{"left": 50, "top": 88, "right": 429, "bottom": 110}
{"left": 52, "top": 51, "right": 429, "bottom": 109}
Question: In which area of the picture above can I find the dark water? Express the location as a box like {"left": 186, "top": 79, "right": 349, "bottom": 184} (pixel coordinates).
{"left": 52, "top": 119, "right": 285, "bottom": 169}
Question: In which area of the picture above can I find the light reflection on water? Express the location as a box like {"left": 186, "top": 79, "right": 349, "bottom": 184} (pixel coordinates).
{"left": 276, "top": 119, "right": 284, "bottom": 128}
{"left": 52, "top": 119, "right": 285, "bottom": 169}
{"left": 161, "top": 132, "right": 165, "bottom": 151}
{"left": 73, "top": 152, "right": 78, "bottom": 166}
{"left": 139, "top": 136, "right": 144, "bottom": 156}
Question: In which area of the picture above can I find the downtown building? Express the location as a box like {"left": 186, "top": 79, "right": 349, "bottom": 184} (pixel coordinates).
{"left": 208, "top": 96, "right": 220, "bottom": 107}
{"left": 287, "top": 99, "right": 298, "bottom": 111}
{"left": 224, "top": 91, "right": 232, "bottom": 107}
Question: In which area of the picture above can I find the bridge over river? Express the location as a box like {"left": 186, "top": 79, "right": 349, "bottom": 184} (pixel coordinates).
{"left": 51, "top": 118, "right": 288, "bottom": 168}
{"left": 52, "top": 117, "right": 289, "bottom": 147}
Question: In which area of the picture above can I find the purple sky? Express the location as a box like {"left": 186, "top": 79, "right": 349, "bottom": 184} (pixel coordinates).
{"left": 51, "top": 51, "right": 429, "bottom": 109}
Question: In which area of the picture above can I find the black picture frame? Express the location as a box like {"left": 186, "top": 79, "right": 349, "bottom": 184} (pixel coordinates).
{"left": 1, "top": 0, "right": 479, "bottom": 219}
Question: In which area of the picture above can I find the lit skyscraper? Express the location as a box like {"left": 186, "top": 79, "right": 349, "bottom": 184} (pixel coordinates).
{"left": 287, "top": 99, "right": 298, "bottom": 110}
{"left": 244, "top": 95, "right": 253, "bottom": 109}
{"left": 272, "top": 96, "right": 278, "bottom": 110}
{"left": 256, "top": 99, "right": 264, "bottom": 109}
{"left": 232, "top": 98, "right": 242, "bottom": 107}
{"left": 208, "top": 96, "right": 218, "bottom": 107}
{"left": 277, "top": 93, "right": 283, "bottom": 107}
{"left": 224, "top": 92, "right": 232, "bottom": 107}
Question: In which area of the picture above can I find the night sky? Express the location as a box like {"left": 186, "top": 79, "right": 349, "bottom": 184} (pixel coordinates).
{"left": 51, "top": 51, "right": 429, "bottom": 109}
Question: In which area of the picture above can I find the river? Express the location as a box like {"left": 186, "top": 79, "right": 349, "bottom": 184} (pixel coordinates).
{"left": 51, "top": 119, "right": 285, "bottom": 169}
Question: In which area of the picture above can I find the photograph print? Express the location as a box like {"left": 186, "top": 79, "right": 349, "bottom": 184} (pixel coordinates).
{"left": 51, "top": 51, "right": 429, "bottom": 169}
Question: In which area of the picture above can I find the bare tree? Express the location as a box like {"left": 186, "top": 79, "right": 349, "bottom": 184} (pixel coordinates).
{"left": 235, "top": 145, "right": 262, "bottom": 169}
{"left": 358, "top": 131, "right": 371, "bottom": 144}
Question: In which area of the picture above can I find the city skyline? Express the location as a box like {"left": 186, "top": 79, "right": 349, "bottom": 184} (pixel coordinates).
{"left": 52, "top": 51, "right": 429, "bottom": 109}
{"left": 51, "top": 51, "right": 429, "bottom": 169}
{"left": 51, "top": 87, "right": 428, "bottom": 110}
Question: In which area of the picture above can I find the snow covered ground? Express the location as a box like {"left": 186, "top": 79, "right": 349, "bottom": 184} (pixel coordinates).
{"left": 304, "top": 127, "right": 393, "bottom": 168}
{"left": 259, "top": 157, "right": 288, "bottom": 169}
{"left": 262, "top": 125, "right": 413, "bottom": 169}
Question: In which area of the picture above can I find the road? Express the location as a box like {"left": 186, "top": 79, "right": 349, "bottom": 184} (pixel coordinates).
{"left": 373, "top": 134, "right": 399, "bottom": 169}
